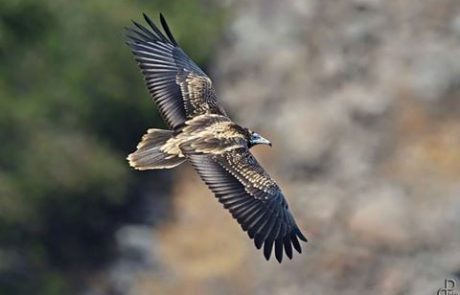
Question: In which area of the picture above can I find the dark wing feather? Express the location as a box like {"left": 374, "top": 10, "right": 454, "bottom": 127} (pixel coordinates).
{"left": 126, "top": 14, "right": 226, "bottom": 130}
{"left": 184, "top": 147, "right": 307, "bottom": 262}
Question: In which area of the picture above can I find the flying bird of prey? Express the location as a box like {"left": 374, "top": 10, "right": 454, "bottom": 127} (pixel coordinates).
{"left": 126, "top": 14, "right": 307, "bottom": 262}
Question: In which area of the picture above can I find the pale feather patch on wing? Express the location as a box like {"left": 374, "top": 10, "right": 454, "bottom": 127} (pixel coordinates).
{"left": 219, "top": 150, "right": 277, "bottom": 194}
{"left": 177, "top": 72, "right": 226, "bottom": 117}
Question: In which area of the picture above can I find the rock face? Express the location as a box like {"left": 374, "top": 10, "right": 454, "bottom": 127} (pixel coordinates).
{"left": 132, "top": 0, "right": 460, "bottom": 294}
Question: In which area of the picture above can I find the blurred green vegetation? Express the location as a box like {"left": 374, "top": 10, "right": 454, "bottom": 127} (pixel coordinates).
{"left": 0, "top": 0, "right": 226, "bottom": 294}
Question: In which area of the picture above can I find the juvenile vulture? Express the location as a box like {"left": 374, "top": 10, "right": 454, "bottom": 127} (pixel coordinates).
{"left": 126, "top": 14, "right": 307, "bottom": 262}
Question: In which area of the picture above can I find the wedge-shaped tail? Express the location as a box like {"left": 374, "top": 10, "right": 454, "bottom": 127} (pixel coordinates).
{"left": 127, "top": 129, "right": 185, "bottom": 170}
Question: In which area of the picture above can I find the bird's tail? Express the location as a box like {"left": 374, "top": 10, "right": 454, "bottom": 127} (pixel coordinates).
{"left": 127, "top": 129, "right": 185, "bottom": 170}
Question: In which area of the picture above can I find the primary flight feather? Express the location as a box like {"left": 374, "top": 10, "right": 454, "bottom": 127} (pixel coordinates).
{"left": 126, "top": 13, "right": 307, "bottom": 262}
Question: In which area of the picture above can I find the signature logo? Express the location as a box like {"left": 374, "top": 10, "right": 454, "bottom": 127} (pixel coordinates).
{"left": 438, "top": 279, "right": 459, "bottom": 295}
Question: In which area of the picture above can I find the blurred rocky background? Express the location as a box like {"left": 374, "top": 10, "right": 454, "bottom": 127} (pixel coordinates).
{"left": 1, "top": 0, "right": 459, "bottom": 294}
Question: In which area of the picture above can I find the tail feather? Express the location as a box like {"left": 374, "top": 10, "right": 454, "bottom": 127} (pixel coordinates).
{"left": 127, "top": 129, "right": 185, "bottom": 170}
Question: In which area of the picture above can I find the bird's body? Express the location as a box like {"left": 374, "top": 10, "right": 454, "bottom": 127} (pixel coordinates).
{"left": 126, "top": 14, "right": 307, "bottom": 262}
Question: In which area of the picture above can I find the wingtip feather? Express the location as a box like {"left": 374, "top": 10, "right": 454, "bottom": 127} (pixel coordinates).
{"left": 263, "top": 240, "right": 273, "bottom": 260}
{"left": 159, "top": 13, "right": 177, "bottom": 45}
{"left": 284, "top": 236, "right": 293, "bottom": 259}
{"left": 143, "top": 12, "right": 150, "bottom": 22}
{"left": 275, "top": 239, "right": 283, "bottom": 263}
{"left": 291, "top": 233, "right": 302, "bottom": 254}
{"left": 254, "top": 237, "right": 263, "bottom": 249}
{"left": 296, "top": 227, "right": 308, "bottom": 242}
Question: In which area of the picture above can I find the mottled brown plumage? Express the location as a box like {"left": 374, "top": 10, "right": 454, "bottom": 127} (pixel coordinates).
{"left": 126, "top": 14, "right": 307, "bottom": 262}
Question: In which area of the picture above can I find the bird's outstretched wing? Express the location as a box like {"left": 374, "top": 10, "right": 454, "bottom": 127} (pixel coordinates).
{"left": 182, "top": 143, "right": 307, "bottom": 262}
{"left": 126, "top": 14, "right": 227, "bottom": 130}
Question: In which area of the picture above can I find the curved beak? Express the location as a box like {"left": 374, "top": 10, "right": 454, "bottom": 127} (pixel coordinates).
{"left": 251, "top": 132, "right": 272, "bottom": 147}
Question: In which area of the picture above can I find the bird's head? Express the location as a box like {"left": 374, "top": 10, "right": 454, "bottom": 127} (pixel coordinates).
{"left": 247, "top": 129, "right": 272, "bottom": 148}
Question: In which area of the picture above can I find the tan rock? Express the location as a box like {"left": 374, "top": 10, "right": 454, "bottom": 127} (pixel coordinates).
{"left": 348, "top": 187, "right": 413, "bottom": 250}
